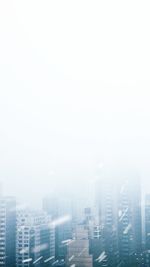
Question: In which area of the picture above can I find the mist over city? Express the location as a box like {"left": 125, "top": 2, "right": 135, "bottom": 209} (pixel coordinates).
{"left": 1, "top": 1, "right": 150, "bottom": 267}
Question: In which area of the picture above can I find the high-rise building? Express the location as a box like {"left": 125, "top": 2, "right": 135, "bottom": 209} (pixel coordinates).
{"left": 83, "top": 207, "right": 105, "bottom": 267}
{"left": 83, "top": 207, "right": 99, "bottom": 237}
{"left": 96, "top": 170, "right": 142, "bottom": 267}
{"left": 43, "top": 197, "right": 73, "bottom": 260}
{"left": 139, "top": 194, "right": 150, "bottom": 267}
{"left": 66, "top": 225, "right": 93, "bottom": 267}
{"left": 96, "top": 175, "right": 119, "bottom": 267}
{"left": 118, "top": 176, "right": 142, "bottom": 265}
{"left": 0, "top": 197, "right": 16, "bottom": 267}
{"left": 16, "top": 209, "right": 55, "bottom": 267}
{"left": 145, "top": 194, "right": 150, "bottom": 250}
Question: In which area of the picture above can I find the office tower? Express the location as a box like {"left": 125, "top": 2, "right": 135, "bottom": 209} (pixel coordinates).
{"left": 83, "top": 207, "right": 105, "bottom": 267}
{"left": 96, "top": 175, "right": 119, "bottom": 267}
{"left": 43, "top": 197, "right": 73, "bottom": 260}
{"left": 16, "top": 210, "right": 55, "bottom": 267}
{"left": 83, "top": 207, "right": 99, "bottom": 237}
{"left": 96, "top": 169, "right": 142, "bottom": 266}
{"left": 118, "top": 176, "right": 142, "bottom": 265}
{"left": 90, "top": 226, "right": 105, "bottom": 267}
{"left": 140, "top": 194, "right": 150, "bottom": 267}
{"left": 66, "top": 225, "right": 93, "bottom": 267}
{"left": 145, "top": 194, "right": 150, "bottom": 250}
{"left": 0, "top": 197, "right": 16, "bottom": 267}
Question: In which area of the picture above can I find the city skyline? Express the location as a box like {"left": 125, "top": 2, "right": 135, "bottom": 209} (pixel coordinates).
{"left": 1, "top": 1, "right": 150, "bottom": 203}
{"left": 1, "top": 174, "right": 150, "bottom": 267}
{"left": 1, "top": 1, "right": 150, "bottom": 266}
{"left": 0, "top": 165, "right": 149, "bottom": 207}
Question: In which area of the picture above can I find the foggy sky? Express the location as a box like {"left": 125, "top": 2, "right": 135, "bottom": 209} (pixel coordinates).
{"left": 0, "top": 0, "right": 150, "bottom": 205}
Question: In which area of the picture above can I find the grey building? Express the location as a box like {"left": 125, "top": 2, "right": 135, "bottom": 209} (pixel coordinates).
{"left": 145, "top": 194, "right": 150, "bottom": 250}
{"left": 0, "top": 197, "right": 16, "bottom": 267}
{"left": 96, "top": 176, "right": 119, "bottom": 267}
{"left": 118, "top": 176, "right": 142, "bottom": 265}
{"left": 43, "top": 197, "right": 73, "bottom": 260}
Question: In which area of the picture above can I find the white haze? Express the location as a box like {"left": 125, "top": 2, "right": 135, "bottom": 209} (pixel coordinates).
{"left": 0, "top": 0, "right": 150, "bottom": 205}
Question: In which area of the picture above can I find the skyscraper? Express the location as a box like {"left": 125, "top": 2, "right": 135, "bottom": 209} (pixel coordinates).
{"left": 96, "top": 170, "right": 142, "bottom": 267}
{"left": 118, "top": 176, "right": 142, "bottom": 265}
{"left": 0, "top": 197, "right": 16, "bottom": 267}
{"left": 145, "top": 194, "right": 150, "bottom": 250}
{"left": 43, "top": 197, "right": 73, "bottom": 260}
{"left": 83, "top": 207, "right": 105, "bottom": 267}
{"left": 96, "top": 175, "right": 119, "bottom": 267}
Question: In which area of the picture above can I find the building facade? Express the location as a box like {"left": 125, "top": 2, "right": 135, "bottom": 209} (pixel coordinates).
{"left": 16, "top": 210, "right": 55, "bottom": 267}
{"left": 0, "top": 197, "right": 16, "bottom": 267}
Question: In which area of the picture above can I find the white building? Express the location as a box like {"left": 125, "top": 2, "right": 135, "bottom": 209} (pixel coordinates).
{"left": 16, "top": 209, "right": 55, "bottom": 267}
